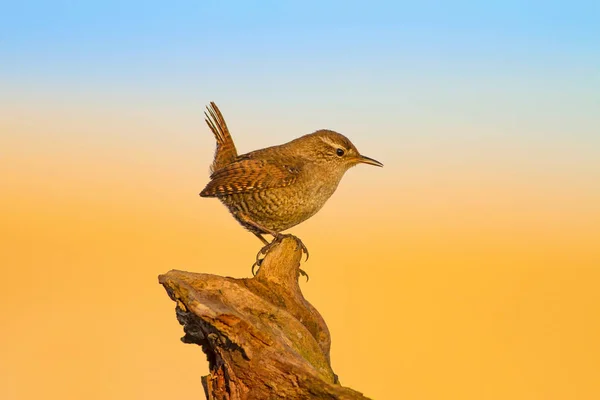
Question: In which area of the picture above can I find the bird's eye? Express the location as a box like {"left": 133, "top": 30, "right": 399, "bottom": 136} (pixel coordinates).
{"left": 336, "top": 148, "right": 345, "bottom": 157}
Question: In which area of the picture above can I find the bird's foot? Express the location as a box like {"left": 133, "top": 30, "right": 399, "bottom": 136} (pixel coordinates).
{"left": 275, "top": 233, "right": 309, "bottom": 261}
{"left": 251, "top": 259, "right": 261, "bottom": 276}
{"left": 251, "top": 234, "right": 310, "bottom": 279}
{"left": 299, "top": 268, "right": 309, "bottom": 282}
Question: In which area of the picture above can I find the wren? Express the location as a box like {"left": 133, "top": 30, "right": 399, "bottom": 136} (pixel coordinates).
{"left": 199, "top": 102, "right": 383, "bottom": 268}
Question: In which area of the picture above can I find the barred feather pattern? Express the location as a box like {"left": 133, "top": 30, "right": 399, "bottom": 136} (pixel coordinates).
{"left": 200, "top": 158, "right": 301, "bottom": 197}
{"left": 199, "top": 104, "right": 372, "bottom": 234}
{"left": 204, "top": 102, "right": 238, "bottom": 173}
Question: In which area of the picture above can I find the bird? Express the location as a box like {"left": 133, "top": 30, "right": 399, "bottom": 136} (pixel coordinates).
{"left": 199, "top": 102, "right": 383, "bottom": 270}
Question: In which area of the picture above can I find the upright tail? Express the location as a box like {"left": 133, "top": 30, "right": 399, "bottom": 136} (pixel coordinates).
{"left": 205, "top": 102, "right": 238, "bottom": 173}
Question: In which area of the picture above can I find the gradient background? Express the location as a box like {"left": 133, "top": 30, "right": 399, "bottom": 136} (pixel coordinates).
{"left": 1, "top": 1, "right": 599, "bottom": 399}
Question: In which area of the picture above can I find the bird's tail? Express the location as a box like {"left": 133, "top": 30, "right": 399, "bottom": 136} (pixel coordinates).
{"left": 205, "top": 102, "right": 238, "bottom": 173}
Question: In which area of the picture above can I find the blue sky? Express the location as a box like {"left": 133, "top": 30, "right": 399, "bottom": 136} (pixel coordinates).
{"left": 2, "top": 1, "right": 598, "bottom": 81}
{"left": 2, "top": 1, "right": 598, "bottom": 152}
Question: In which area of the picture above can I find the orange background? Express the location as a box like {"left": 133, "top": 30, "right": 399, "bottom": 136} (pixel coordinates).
{"left": 2, "top": 101, "right": 599, "bottom": 399}
{"left": 2, "top": 2, "right": 600, "bottom": 398}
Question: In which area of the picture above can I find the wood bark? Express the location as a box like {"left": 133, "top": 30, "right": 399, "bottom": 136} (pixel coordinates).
{"left": 159, "top": 236, "right": 370, "bottom": 399}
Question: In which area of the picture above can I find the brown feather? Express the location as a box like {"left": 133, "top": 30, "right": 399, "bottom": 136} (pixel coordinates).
{"left": 204, "top": 102, "right": 238, "bottom": 172}
{"left": 200, "top": 158, "right": 301, "bottom": 197}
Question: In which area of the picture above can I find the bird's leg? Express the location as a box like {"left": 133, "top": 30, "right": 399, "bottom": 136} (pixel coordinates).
{"left": 254, "top": 233, "right": 309, "bottom": 265}
{"left": 236, "top": 213, "right": 280, "bottom": 273}
{"left": 252, "top": 232, "right": 269, "bottom": 245}
{"left": 253, "top": 233, "right": 310, "bottom": 281}
{"left": 250, "top": 232, "right": 270, "bottom": 276}
{"left": 238, "top": 212, "right": 308, "bottom": 259}
{"left": 272, "top": 233, "right": 309, "bottom": 261}
{"left": 237, "top": 212, "right": 309, "bottom": 277}
{"left": 255, "top": 232, "right": 310, "bottom": 280}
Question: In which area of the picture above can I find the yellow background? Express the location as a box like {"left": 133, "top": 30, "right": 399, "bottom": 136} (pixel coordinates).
{"left": 1, "top": 100, "right": 599, "bottom": 399}
{"left": 2, "top": 3, "right": 600, "bottom": 398}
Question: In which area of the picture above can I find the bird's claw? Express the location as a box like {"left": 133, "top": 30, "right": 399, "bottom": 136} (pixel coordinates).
{"left": 297, "top": 239, "right": 309, "bottom": 262}
{"left": 251, "top": 233, "right": 310, "bottom": 276}
{"left": 252, "top": 239, "right": 277, "bottom": 275}
{"left": 251, "top": 259, "right": 262, "bottom": 276}
{"left": 276, "top": 234, "right": 309, "bottom": 262}
{"left": 299, "top": 268, "right": 309, "bottom": 282}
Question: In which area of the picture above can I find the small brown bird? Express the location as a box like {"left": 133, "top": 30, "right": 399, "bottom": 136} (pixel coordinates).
{"left": 199, "top": 102, "right": 383, "bottom": 264}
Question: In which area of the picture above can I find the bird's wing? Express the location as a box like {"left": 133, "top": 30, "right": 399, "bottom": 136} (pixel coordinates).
{"left": 200, "top": 158, "right": 301, "bottom": 197}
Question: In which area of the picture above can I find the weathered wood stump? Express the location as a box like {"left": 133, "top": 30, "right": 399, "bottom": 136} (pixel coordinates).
{"left": 159, "top": 236, "right": 369, "bottom": 399}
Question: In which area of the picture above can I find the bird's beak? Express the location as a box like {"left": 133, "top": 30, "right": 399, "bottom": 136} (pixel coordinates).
{"left": 357, "top": 155, "right": 384, "bottom": 167}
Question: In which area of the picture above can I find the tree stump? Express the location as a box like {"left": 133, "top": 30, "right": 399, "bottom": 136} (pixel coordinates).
{"left": 159, "top": 236, "right": 370, "bottom": 399}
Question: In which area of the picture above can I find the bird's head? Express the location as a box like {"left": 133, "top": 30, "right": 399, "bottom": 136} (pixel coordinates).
{"left": 298, "top": 129, "right": 383, "bottom": 171}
